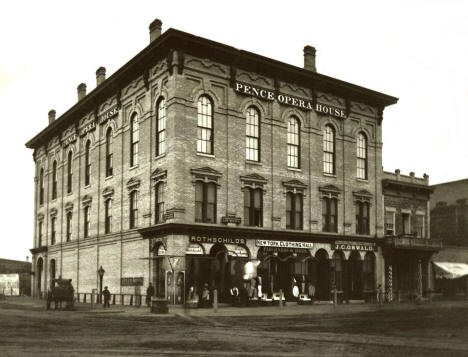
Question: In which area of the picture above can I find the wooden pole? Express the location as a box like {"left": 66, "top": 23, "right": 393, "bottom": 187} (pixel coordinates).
{"left": 213, "top": 289, "right": 218, "bottom": 313}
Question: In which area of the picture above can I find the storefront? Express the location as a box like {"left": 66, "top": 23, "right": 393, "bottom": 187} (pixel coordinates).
{"left": 145, "top": 229, "right": 381, "bottom": 305}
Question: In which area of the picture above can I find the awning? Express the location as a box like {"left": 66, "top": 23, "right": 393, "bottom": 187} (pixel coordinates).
{"left": 433, "top": 261, "right": 468, "bottom": 279}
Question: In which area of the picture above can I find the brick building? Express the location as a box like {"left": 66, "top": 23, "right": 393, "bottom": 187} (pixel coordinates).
{"left": 382, "top": 170, "right": 441, "bottom": 301}
{"left": 26, "top": 19, "right": 398, "bottom": 304}
{"left": 430, "top": 179, "right": 468, "bottom": 297}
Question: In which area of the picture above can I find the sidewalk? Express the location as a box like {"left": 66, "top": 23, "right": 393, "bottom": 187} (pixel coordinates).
{"left": 5, "top": 296, "right": 467, "bottom": 318}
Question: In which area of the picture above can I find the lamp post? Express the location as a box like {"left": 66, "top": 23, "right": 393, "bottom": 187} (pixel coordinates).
{"left": 98, "top": 266, "right": 105, "bottom": 304}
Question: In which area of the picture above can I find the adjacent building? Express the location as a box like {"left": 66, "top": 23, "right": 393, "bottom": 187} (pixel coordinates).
{"left": 382, "top": 170, "right": 441, "bottom": 301}
{"left": 431, "top": 179, "right": 468, "bottom": 297}
{"left": 0, "top": 258, "right": 32, "bottom": 296}
{"left": 26, "top": 19, "right": 399, "bottom": 303}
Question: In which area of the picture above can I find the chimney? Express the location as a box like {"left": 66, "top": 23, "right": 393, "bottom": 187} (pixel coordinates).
{"left": 303, "top": 45, "right": 317, "bottom": 72}
{"left": 48, "top": 110, "right": 56, "bottom": 124}
{"left": 395, "top": 169, "right": 400, "bottom": 180}
{"left": 77, "top": 83, "right": 87, "bottom": 101}
{"left": 26, "top": 256, "right": 29, "bottom": 262}
{"left": 96, "top": 67, "right": 106, "bottom": 86}
{"left": 423, "top": 173, "right": 429, "bottom": 184}
{"left": 409, "top": 171, "right": 415, "bottom": 182}
{"left": 149, "top": 19, "right": 162, "bottom": 43}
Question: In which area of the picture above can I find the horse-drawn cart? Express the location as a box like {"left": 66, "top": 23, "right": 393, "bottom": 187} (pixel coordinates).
{"left": 46, "top": 279, "right": 75, "bottom": 310}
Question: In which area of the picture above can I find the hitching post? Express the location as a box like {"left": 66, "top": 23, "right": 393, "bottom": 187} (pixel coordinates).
{"left": 213, "top": 289, "right": 218, "bottom": 313}
{"left": 279, "top": 289, "right": 284, "bottom": 309}
{"left": 332, "top": 284, "right": 337, "bottom": 308}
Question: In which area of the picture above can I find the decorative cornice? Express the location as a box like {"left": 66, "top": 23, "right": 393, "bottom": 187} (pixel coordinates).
{"left": 37, "top": 213, "right": 44, "bottom": 221}
{"left": 102, "top": 186, "right": 115, "bottom": 198}
{"left": 283, "top": 179, "right": 307, "bottom": 195}
{"left": 240, "top": 173, "right": 268, "bottom": 190}
{"left": 126, "top": 177, "right": 141, "bottom": 192}
{"left": 319, "top": 184, "right": 342, "bottom": 199}
{"left": 151, "top": 168, "right": 167, "bottom": 183}
{"left": 191, "top": 167, "right": 222, "bottom": 184}
{"left": 82, "top": 195, "right": 92, "bottom": 207}
{"left": 50, "top": 208, "right": 58, "bottom": 217}
{"left": 64, "top": 202, "right": 74, "bottom": 212}
{"left": 353, "top": 189, "right": 373, "bottom": 203}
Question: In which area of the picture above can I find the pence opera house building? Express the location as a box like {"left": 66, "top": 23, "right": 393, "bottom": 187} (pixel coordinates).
{"left": 26, "top": 19, "right": 399, "bottom": 304}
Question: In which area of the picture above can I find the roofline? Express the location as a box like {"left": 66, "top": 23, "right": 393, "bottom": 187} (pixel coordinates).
{"left": 26, "top": 28, "right": 398, "bottom": 150}
{"left": 382, "top": 178, "right": 433, "bottom": 193}
{"left": 430, "top": 178, "right": 468, "bottom": 187}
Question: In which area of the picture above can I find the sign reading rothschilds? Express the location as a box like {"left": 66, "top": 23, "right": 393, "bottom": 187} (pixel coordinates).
{"left": 332, "top": 241, "right": 377, "bottom": 252}
{"left": 190, "top": 236, "right": 246, "bottom": 245}
{"left": 234, "top": 81, "right": 347, "bottom": 119}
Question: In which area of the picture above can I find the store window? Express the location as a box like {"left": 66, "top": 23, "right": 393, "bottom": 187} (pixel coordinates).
{"left": 246, "top": 107, "right": 260, "bottom": 161}
{"left": 323, "top": 125, "right": 335, "bottom": 174}
{"left": 67, "top": 151, "right": 73, "bottom": 193}
{"left": 84, "top": 140, "right": 91, "bottom": 186}
{"left": 129, "top": 191, "right": 138, "bottom": 229}
{"left": 195, "top": 182, "right": 216, "bottom": 223}
{"left": 155, "top": 182, "right": 165, "bottom": 224}
{"left": 104, "top": 199, "right": 112, "bottom": 234}
{"left": 130, "top": 113, "right": 139, "bottom": 167}
{"left": 105, "top": 128, "right": 113, "bottom": 177}
{"left": 286, "top": 193, "right": 303, "bottom": 230}
{"left": 322, "top": 197, "right": 338, "bottom": 232}
{"left": 197, "top": 96, "right": 213, "bottom": 154}
{"left": 356, "top": 132, "right": 367, "bottom": 179}
{"left": 385, "top": 210, "right": 395, "bottom": 235}
{"left": 363, "top": 252, "right": 375, "bottom": 291}
{"left": 156, "top": 97, "right": 166, "bottom": 156}
{"left": 52, "top": 160, "right": 57, "bottom": 200}
{"left": 287, "top": 117, "right": 300, "bottom": 168}
{"left": 244, "top": 187, "right": 263, "bottom": 227}
{"left": 331, "top": 251, "right": 344, "bottom": 291}
{"left": 356, "top": 201, "right": 370, "bottom": 235}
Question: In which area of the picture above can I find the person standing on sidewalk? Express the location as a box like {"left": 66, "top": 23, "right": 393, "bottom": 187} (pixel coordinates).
{"left": 102, "top": 286, "right": 111, "bottom": 308}
{"left": 146, "top": 283, "right": 154, "bottom": 307}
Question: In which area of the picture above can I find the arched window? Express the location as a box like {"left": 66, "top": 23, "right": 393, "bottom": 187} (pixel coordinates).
{"left": 195, "top": 181, "right": 216, "bottom": 223}
{"left": 130, "top": 114, "right": 139, "bottom": 167}
{"left": 67, "top": 151, "right": 73, "bottom": 193}
{"left": 286, "top": 192, "right": 303, "bottom": 230}
{"left": 129, "top": 191, "right": 138, "bottom": 228}
{"left": 52, "top": 161, "right": 57, "bottom": 200}
{"left": 197, "top": 96, "right": 213, "bottom": 154}
{"left": 331, "top": 251, "right": 344, "bottom": 291}
{"left": 39, "top": 168, "right": 44, "bottom": 205}
{"left": 322, "top": 197, "right": 337, "bottom": 232}
{"left": 244, "top": 187, "right": 263, "bottom": 227}
{"left": 357, "top": 132, "right": 367, "bottom": 179}
{"left": 104, "top": 199, "right": 112, "bottom": 234}
{"left": 323, "top": 125, "right": 335, "bottom": 174}
{"left": 83, "top": 206, "right": 90, "bottom": 238}
{"left": 246, "top": 107, "right": 260, "bottom": 161}
{"left": 155, "top": 182, "right": 165, "bottom": 224}
{"left": 287, "top": 117, "right": 300, "bottom": 168}
{"left": 356, "top": 201, "right": 370, "bottom": 235}
{"left": 50, "top": 216, "right": 56, "bottom": 245}
{"left": 38, "top": 220, "right": 43, "bottom": 247}
{"left": 84, "top": 140, "right": 91, "bottom": 186}
{"left": 363, "top": 252, "right": 375, "bottom": 291}
{"left": 156, "top": 98, "right": 166, "bottom": 156}
{"left": 66, "top": 212, "right": 72, "bottom": 242}
{"left": 105, "top": 128, "right": 113, "bottom": 177}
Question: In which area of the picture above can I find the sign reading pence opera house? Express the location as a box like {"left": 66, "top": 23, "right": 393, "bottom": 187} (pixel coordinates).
{"left": 234, "top": 81, "right": 347, "bottom": 119}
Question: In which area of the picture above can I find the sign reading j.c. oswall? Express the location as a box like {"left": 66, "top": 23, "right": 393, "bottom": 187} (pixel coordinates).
{"left": 332, "top": 241, "right": 377, "bottom": 252}
{"left": 234, "top": 81, "right": 347, "bottom": 119}
{"left": 256, "top": 240, "right": 313, "bottom": 249}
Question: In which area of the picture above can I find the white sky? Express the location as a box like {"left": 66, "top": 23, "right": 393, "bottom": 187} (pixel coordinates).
{"left": 1, "top": 0, "right": 467, "bottom": 261}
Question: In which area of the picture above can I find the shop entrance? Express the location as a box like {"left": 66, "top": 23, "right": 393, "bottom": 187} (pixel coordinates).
{"left": 36, "top": 257, "right": 43, "bottom": 297}
{"left": 315, "top": 249, "right": 330, "bottom": 300}
{"left": 348, "top": 251, "right": 363, "bottom": 300}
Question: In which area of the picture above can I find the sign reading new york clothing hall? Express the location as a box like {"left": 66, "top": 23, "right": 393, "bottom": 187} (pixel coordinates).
{"left": 234, "top": 81, "right": 347, "bottom": 119}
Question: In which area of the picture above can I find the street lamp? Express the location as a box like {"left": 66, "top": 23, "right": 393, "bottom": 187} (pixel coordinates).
{"left": 98, "top": 266, "right": 105, "bottom": 303}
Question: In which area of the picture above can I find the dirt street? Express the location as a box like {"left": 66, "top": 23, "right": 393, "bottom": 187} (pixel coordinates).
{"left": 1, "top": 298, "right": 467, "bottom": 356}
